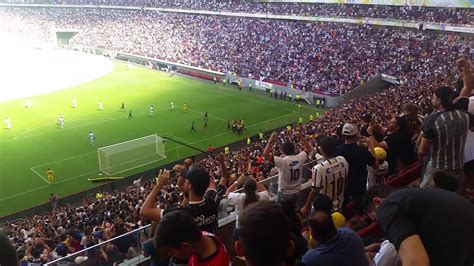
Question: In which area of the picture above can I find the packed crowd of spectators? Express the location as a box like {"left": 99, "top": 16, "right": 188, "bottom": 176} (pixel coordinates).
{"left": 1, "top": 7, "right": 472, "bottom": 95}
{"left": 1, "top": 5, "right": 474, "bottom": 266}
{"left": 5, "top": 0, "right": 474, "bottom": 25}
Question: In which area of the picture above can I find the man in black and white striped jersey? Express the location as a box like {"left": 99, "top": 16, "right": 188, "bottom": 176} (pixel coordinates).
{"left": 419, "top": 86, "right": 473, "bottom": 188}
{"left": 300, "top": 136, "right": 349, "bottom": 217}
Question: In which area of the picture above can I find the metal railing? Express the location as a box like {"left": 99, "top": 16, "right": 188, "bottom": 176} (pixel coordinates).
{"left": 45, "top": 224, "right": 151, "bottom": 265}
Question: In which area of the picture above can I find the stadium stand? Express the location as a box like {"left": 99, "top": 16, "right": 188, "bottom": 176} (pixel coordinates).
{"left": 0, "top": 7, "right": 472, "bottom": 95}
{"left": 1, "top": 3, "right": 473, "bottom": 266}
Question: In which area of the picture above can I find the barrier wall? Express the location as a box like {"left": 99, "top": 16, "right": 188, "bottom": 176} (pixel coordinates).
{"left": 69, "top": 45, "right": 394, "bottom": 107}
{"left": 236, "top": 74, "right": 393, "bottom": 107}
{"left": 69, "top": 45, "right": 225, "bottom": 80}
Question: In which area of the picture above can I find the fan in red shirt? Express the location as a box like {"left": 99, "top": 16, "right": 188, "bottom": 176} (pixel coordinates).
{"left": 155, "top": 209, "right": 229, "bottom": 266}
{"left": 208, "top": 145, "right": 214, "bottom": 155}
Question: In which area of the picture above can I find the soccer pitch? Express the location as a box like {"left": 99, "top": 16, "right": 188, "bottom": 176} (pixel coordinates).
{"left": 0, "top": 62, "right": 318, "bottom": 216}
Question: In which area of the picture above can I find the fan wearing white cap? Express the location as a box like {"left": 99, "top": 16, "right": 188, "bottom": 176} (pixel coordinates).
{"left": 75, "top": 256, "right": 88, "bottom": 265}
{"left": 336, "top": 123, "right": 377, "bottom": 212}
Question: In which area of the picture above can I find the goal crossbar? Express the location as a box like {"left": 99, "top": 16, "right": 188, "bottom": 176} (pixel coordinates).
{"left": 97, "top": 134, "right": 166, "bottom": 175}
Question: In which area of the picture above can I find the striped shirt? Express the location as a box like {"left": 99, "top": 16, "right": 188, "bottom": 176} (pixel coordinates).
{"left": 311, "top": 156, "right": 349, "bottom": 211}
{"left": 423, "top": 110, "right": 471, "bottom": 170}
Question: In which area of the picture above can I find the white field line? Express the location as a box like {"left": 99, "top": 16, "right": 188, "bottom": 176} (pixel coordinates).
{"left": 187, "top": 108, "right": 227, "bottom": 122}
{"left": 164, "top": 133, "right": 191, "bottom": 144}
{"left": 3, "top": 107, "right": 171, "bottom": 142}
{"left": 106, "top": 159, "right": 166, "bottom": 176}
{"left": 0, "top": 112, "right": 296, "bottom": 201}
{"left": 12, "top": 118, "right": 115, "bottom": 140}
{"left": 0, "top": 169, "right": 100, "bottom": 201}
{"left": 31, "top": 151, "right": 97, "bottom": 169}
{"left": 30, "top": 167, "right": 50, "bottom": 185}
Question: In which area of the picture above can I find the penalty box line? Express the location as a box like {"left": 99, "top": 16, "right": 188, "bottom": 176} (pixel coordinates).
{"left": 4, "top": 107, "right": 173, "bottom": 143}
{"left": 2, "top": 169, "right": 101, "bottom": 202}
{"left": 30, "top": 167, "right": 50, "bottom": 185}
{"left": 187, "top": 108, "right": 227, "bottom": 122}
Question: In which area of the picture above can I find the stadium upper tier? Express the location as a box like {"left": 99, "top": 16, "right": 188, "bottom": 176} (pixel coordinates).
{"left": 0, "top": 7, "right": 471, "bottom": 96}
{"left": 2, "top": 0, "right": 473, "bottom": 25}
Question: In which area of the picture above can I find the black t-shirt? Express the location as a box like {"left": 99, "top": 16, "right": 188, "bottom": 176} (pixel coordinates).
{"left": 185, "top": 185, "right": 225, "bottom": 234}
{"left": 377, "top": 188, "right": 474, "bottom": 266}
{"left": 336, "top": 143, "right": 376, "bottom": 199}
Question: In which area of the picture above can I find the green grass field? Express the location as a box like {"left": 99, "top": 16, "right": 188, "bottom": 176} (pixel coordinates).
{"left": 0, "top": 62, "right": 318, "bottom": 217}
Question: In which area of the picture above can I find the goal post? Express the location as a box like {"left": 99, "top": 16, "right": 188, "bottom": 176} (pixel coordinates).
{"left": 98, "top": 134, "right": 166, "bottom": 175}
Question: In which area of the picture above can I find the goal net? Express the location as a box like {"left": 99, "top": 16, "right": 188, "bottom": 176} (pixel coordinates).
{"left": 98, "top": 134, "right": 166, "bottom": 175}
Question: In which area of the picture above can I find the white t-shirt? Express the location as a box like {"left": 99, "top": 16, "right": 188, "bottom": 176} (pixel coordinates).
{"left": 373, "top": 240, "right": 401, "bottom": 266}
{"left": 464, "top": 96, "right": 474, "bottom": 163}
{"left": 228, "top": 191, "right": 269, "bottom": 228}
{"left": 274, "top": 151, "right": 308, "bottom": 194}
{"left": 367, "top": 161, "right": 389, "bottom": 189}
{"left": 311, "top": 156, "right": 349, "bottom": 211}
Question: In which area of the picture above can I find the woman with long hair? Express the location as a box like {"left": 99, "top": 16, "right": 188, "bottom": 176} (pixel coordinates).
{"left": 226, "top": 174, "right": 269, "bottom": 241}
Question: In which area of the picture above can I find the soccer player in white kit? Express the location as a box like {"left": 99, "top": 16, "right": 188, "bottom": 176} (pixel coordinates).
{"left": 149, "top": 105, "right": 154, "bottom": 116}
{"left": 72, "top": 97, "right": 77, "bottom": 109}
{"left": 170, "top": 101, "right": 174, "bottom": 111}
{"left": 263, "top": 131, "right": 312, "bottom": 204}
{"left": 301, "top": 137, "right": 349, "bottom": 216}
{"left": 58, "top": 113, "right": 64, "bottom": 129}
{"left": 58, "top": 117, "right": 64, "bottom": 129}
{"left": 5, "top": 117, "right": 11, "bottom": 129}
{"left": 98, "top": 100, "right": 103, "bottom": 111}
{"left": 89, "top": 131, "right": 95, "bottom": 145}
{"left": 25, "top": 98, "right": 31, "bottom": 108}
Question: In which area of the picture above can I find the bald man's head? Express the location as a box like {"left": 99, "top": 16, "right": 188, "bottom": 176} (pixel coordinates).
{"left": 306, "top": 210, "right": 337, "bottom": 243}
{"left": 184, "top": 158, "right": 194, "bottom": 168}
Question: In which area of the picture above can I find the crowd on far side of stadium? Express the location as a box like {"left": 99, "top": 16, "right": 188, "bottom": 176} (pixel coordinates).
{"left": 15, "top": 0, "right": 474, "bottom": 25}
{"left": 1, "top": 8, "right": 472, "bottom": 96}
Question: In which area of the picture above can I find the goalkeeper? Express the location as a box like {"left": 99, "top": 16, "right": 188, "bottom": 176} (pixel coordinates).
{"left": 47, "top": 168, "right": 54, "bottom": 184}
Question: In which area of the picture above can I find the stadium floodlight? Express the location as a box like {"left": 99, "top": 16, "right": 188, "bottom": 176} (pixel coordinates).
{"left": 98, "top": 134, "right": 166, "bottom": 175}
